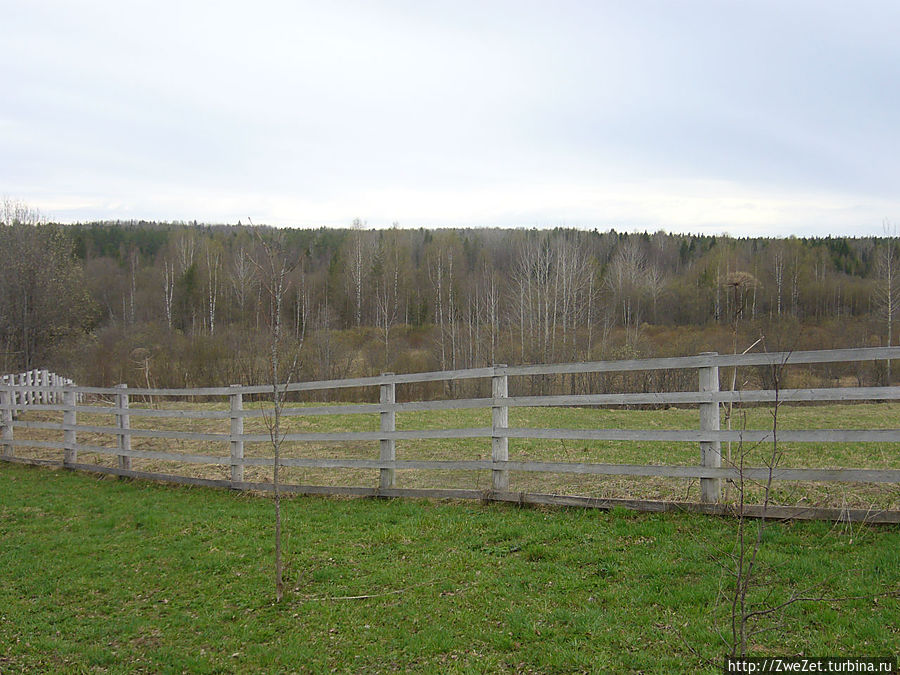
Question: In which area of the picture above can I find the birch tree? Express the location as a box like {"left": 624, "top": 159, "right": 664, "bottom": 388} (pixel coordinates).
{"left": 163, "top": 260, "right": 175, "bottom": 330}
{"left": 205, "top": 242, "right": 220, "bottom": 335}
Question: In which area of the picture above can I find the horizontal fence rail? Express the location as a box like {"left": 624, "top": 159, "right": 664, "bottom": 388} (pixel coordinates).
{"left": 2, "top": 348, "right": 900, "bottom": 523}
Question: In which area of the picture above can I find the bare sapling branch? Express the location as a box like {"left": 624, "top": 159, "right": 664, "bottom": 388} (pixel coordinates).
{"left": 249, "top": 224, "right": 303, "bottom": 603}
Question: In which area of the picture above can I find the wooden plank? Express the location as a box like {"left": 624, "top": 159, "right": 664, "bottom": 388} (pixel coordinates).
{"left": 11, "top": 420, "right": 900, "bottom": 446}
{"left": 500, "top": 386, "right": 900, "bottom": 408}
{"left": 233, "top": 457, "right": 900, "bottom": 483}
{"left": 75, "top": 443, "right": 229, "bottom": 464}
{"left": 721, "top": 429, "right": 900, "bottom": 443}
{"left": 502, "top": 427, "right": 900, "bottom": 443}
{"left": 40, "top": 423, "right": 894, "bottom": 445}
{"left": 10, "top": 420, "right": 65, "bottom": 431}
{"left": 505, "top": 392, "right": 704, "bottom": 407}
{"left": 239, "top": 398, "right": 495, "bottom": 418}
{"left": 239, "top": 398, "right": 497, "bottom": 418}
{"left": 64, "top": 424, "right": 230, "bottom": 442}
{"left": 3, "top": 403, "right": 68, "bottom": 412}
{"left": 501, "top": 461, "right": 900, "bottom": 483}
{"left": 241, "top": 457, "right": 489, "bottom": 470}
{"left": 69, "top": 385, "right": 234, "bottom": 396}
{"left": 7, "top": 439, "right": 67, "bottom": 450}
{"left": 720, "top": 386, "right": 900, "bottom": 404}
{"left": 231, "top": 385, "right": 900, "bottom": 415}
{"left": 240, "top": 403, "right": 383, "bottom": 418}
{"left": 393, "top": 398, "right": 494, "bottom": 413}
{"left": 241, "top": 427, "right": 495, "bottom": 443}
{"left": 712, "top": 347, "right": 900, "bottom": 368}
{"left": 73, "top": 406, "right": 231, "bottom": 420}
{"left": 504, "top": 428, "right": 706, "bottom": 441}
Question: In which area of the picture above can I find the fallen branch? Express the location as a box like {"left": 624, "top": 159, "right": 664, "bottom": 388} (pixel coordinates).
{"left": 297, "top": 579, "right": 447, "bottom": 601}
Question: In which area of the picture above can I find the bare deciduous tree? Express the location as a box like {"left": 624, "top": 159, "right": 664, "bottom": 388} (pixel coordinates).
{"left": 0, "top": 200, "right": 96, "bottom": 371}
{"left": 373, "top": 239, "right": 401, "bottom": 369}
{"left": 250, "top": 228, "right": 302, "bottom": 603}
{"left": 874, "top": 224, "right": 899, "bottom": 383}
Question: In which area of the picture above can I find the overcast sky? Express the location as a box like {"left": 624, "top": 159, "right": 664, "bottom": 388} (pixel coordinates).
{"left": 3, "top": 1, "right": 899, "bottom": 235}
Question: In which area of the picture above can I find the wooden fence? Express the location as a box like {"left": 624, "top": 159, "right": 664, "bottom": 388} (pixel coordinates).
{"left": 2, "top": 348, "right": 900, "bottom": 522}
{"left": 0, "top": 369, "right": 81, "bottom": 412}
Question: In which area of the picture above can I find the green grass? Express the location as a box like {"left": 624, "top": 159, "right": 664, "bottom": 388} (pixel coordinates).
{"left": 1, "top": 462, "right": 898, "bottom": 673}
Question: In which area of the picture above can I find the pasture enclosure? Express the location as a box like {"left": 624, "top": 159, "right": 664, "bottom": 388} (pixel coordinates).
{"left": 2, "top": 348, "right": 900, "bottom": 522}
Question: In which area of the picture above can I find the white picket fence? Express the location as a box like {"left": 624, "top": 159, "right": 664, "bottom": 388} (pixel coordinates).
{"left": 0, "top": 370, "right": 82, "bottom": 411}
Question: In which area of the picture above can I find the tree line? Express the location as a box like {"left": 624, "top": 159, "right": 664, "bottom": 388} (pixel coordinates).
{"left": 2, "top": 202, "right": 897, "bottom": 392}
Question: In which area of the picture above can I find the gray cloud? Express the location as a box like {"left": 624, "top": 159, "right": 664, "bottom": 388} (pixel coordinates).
{"left": 3, "top": 0, "right": 899, "bottom": 234}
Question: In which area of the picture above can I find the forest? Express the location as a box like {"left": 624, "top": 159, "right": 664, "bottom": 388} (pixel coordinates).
{"left": 1, "top": 201, "right": 898, "bottom": 392}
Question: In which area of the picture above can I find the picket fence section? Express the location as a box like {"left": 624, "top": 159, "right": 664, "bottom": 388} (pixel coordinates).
{"left": 0, "top": 370, "right": 81, "bottom": 411}
{"left": 2, "top": 348, "right": 900, "bottom": 522}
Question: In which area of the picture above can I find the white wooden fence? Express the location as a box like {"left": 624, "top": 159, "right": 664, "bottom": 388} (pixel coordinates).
{"left": 0, "top": 369, "right": 81, "bottom": 411}
{"left": 1, "top": 348, "right": 899, "bottom": 522}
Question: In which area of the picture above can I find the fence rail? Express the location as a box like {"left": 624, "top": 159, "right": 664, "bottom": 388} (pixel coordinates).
{"left": 2, "top": 348, "right": 900, "bottom": 523}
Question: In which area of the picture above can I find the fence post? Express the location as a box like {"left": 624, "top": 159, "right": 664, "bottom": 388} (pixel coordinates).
{"left": 380, "top": 373, "right": 396, "bottom": 490}
{"left": 40, "top": 369, "right": 49, "bottom": 404}
{"left": 63, "top": 388, "right": 77, "bottom": 467}
{"left": 15, "top": 374, "right": 22, "bottom": 414}
{"left": 492, "top": 364, "right": 509, "bottom": 492}
{"left": 1, "top": 388, "right": 12, "bottom": 458}
{"left": 116, "top": 384, "right": 132, "bottom": 471}
{"left": 9, "top": 375, "right": 17, "bottom": 415}
{"left": 699, "top": 352, "right": 721, "bottom": 503}
{"left": 230, "top": 385, "right": 244, "bottom": 486}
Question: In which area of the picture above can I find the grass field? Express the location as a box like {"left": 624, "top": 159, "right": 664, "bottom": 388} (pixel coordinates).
{"left": 8, "top": 399, "right": 900, "bottom": 510}
{"left": 0, "top": 463, "right": 898, "bottom": 673}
